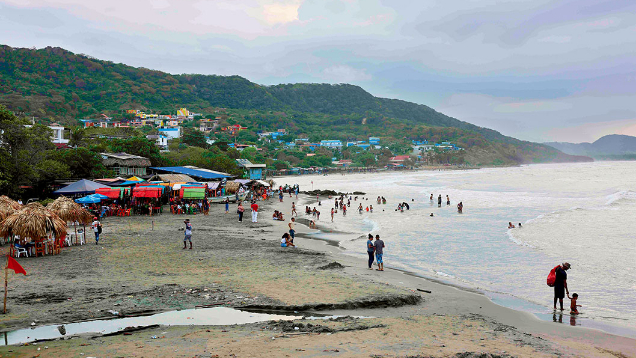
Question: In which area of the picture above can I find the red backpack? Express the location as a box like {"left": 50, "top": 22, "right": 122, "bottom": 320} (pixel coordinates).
{"left": 546, "top": 265, "right": 560, "bottom": 287}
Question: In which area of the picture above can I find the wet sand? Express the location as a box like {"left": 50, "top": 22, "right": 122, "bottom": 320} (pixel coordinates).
{"left": 0, "top": 196, "right": 635, "bottom": 357}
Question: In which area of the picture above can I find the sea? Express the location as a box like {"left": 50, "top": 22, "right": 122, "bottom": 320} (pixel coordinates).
{"left": 278, "top": 161, "right": 636, "bottom": 334}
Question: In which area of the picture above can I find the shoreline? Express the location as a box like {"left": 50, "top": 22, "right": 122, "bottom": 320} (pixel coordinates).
{"left": 288, "top": 195, "right": 636, "bottom": 340}
{"left": 0, "top": 195, "right": 635, "bottom": 356}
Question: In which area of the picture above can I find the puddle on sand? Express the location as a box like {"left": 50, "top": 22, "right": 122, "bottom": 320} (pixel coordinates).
{"left": 2, "top": 307, "right": 303, "bottom": 346}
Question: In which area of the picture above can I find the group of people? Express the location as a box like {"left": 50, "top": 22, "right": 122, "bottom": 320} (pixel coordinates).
{"left": 508, "top": 222, "right": 522, "bottom": 229}
{"left": 429, "top": 193, "right": 463, "bottom": 214}
{"left": 170, "top": 200, "right": 209, "bottom": 215}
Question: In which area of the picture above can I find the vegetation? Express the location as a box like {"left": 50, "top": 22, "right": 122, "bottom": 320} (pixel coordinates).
{"left": 0, "top": 44, "right": 593, "bottom": 197}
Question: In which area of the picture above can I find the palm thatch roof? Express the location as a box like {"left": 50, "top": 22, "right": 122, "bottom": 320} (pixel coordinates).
{"left": 224, "top": 181, "right": 241, "bottom": 194}
{"left": 0, "top": 196, "right": 22, "bottom": 222}
{"left": 0, "top": 202, "right": 67, "bottom": 240}
{"left": 46, "top": 196, "right": 93, "bottom": 224}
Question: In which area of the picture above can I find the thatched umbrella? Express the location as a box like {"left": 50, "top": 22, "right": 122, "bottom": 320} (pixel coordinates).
{"left": 47, "top": 196, "right": 93, "bottom": 245}
{"left": 0, "top": 196, "right": 22, "bottom": 222}
{"left": 0, "top": 203, "right": 67, "bottom": 245}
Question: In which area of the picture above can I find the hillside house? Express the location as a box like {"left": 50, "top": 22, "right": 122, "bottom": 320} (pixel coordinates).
{"left": 101, "top": 152, "right": 152, "bottom": 176}
{"left": 158, "top": 127, "right": 181, "bottom": 139}
{"left": 320, "top": 140, "right": 343, "bottom": 149}
{"left": 236, "top": 159, "right": 267, "bottom": 180}
{"left": 146, "top": 134, "right": 168, "bottom": 149}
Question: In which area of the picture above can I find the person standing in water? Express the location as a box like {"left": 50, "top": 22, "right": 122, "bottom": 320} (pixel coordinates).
{"left": 438, "top": 195, "right": 442, "bottom": 207}
{"left": 446, "top": 195, "right": 450, "bottom": 206}
{"left": 457, "top": 202, "right": 463, "bottom": 213}
{"left": 554, "top": 262, "right": 571, "bottom": 311}
{"left": 430, "top": 194, "right": 433, "bottom": 201}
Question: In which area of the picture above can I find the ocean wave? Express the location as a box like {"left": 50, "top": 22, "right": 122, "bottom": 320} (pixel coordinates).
{"left": 605, "top": 190, "right": 636, "bottom": 206}
{"left": 506, "top": 230, "right": 535, "bottom": 248}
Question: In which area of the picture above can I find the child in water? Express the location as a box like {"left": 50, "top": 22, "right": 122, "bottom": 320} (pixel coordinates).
{"left": 568, "top": 293, "right": 582, "bottom": 314}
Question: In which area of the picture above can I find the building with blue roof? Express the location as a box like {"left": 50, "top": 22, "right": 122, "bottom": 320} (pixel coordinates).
{"left": 150, "top": 166, "right": 234, "bottom": 180}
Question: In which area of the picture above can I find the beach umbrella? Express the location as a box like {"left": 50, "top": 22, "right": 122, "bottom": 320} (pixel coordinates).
{"left": 0, "top": 196, "right": 22, "bottom": 222}
{"left": 75, "top": 194, "right": 108, "bottom": 204}
{"left": 47, "top": 196, "right": 93, "bottom": 245}
{"left": 0, "top": 203, "right": 67, "bottom": 242}
{"left": 47, "top": 196, "right": 93, "bottom": 224}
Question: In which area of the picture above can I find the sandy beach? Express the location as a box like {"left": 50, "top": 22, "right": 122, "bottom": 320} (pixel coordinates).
{"left": 0, "top": 194, "right": 635, "bottom": 358}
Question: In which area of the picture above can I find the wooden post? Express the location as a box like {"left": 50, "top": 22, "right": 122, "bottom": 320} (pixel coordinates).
{"left": 74, "top": 221, "right": 78, "bottom": 246}
{"left": 152, "top": 220, "right": 154, "bottom": 231}
{"left": 4, "top": 258, "right": 8, "bottom": 314}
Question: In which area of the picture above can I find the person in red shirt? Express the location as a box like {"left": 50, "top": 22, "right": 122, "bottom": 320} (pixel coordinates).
{"left": 250, "top": 201, "right": 259, "bottom": 223}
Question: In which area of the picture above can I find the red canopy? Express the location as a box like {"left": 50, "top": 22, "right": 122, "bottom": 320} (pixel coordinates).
{"left": 95, "top": 188, "right": 122, "bottom": 199}
{"left": 133, "top": 187, "right": 162, "bottom": 198}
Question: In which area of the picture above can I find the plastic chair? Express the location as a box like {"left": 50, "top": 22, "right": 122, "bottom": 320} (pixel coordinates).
{"left": 15, "top": 245, "right": 28, "bottom": 258}
{"left": 77, "top": 232, "right": 85, "bottom": 245}
{"left": 125, "top": 209, "right": 131, "bottom": 216}
{"left": 65, "top": 235, "right": 73, "bottom": 247}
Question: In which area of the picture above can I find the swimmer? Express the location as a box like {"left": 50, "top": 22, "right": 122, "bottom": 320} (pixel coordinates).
{"left": 430, "top": 213, "right": 434, "bottom": 217}
{"left": 430, "top": 194, "right": 433, "bottom": 201}
{"left": 518, "top": 223, "right": 522, "bottom": 228}
{"left": 508, "top": 222, "right": 516, "bottom": 229}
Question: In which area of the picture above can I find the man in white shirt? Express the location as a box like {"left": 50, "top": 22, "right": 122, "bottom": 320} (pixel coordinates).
{"left": 183, "top": 219, "right": 192, "bottom": 249}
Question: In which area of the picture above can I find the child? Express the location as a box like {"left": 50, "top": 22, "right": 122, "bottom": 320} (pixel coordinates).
{"left": 567, "top": 293, "right": 582, "bottom": 314}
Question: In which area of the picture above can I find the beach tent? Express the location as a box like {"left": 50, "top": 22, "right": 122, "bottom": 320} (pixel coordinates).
{"left": 181, "top": 187, "right": 206, "bottom": 199}
{"left": 54, "top": 179, "right": 111, "bottom": 196}
{"left": 132, "top": 187, "right": 162, "bottom": 198}
{"left": 75, "top": 194, "right": 109, "bottom": 204}
{"left": 95, "top": 187, "right": 130, "bottom": 199}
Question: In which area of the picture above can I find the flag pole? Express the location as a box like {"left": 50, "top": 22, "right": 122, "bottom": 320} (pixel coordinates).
{"left": 3, "top": 257, "right": 8, "bottom": 314}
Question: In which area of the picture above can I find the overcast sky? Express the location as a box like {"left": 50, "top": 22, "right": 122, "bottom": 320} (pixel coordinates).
{"left": 2, "top": 0, "right": 636, "bottom": 143}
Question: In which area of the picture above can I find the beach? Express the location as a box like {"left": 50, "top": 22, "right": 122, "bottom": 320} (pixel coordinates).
{"left": 0, "top": 186, "right": 634, "bottom": 357}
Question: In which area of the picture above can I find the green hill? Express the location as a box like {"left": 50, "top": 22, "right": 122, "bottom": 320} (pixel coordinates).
{"left": 0, "top": 45, "right": 590, "bottom": 165}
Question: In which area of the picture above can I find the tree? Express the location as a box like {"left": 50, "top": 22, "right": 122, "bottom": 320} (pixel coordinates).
{"left": 181, "top": 128, "right": 208, "bottom": 148}
{"left": 108, "top": 137, "right": 163, "bottom": 165}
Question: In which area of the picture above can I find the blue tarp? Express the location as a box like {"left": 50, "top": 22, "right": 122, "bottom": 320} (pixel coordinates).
{"left": 54, "top": 179, "right": 111, "bottom": 195}
{"left": 75, "top": 194, "right": 109, "bottom": 204}
{"left": 150, "top": 167, "right": 232, "bottom": 180}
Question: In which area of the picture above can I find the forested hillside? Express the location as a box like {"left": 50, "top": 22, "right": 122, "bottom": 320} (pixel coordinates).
{"left": 0, "top": 45, "right": 589, "bottom": 165}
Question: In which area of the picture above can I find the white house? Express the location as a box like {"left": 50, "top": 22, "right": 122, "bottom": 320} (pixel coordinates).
{"left": 146, "top": 134, "right": 168, "bottom": 148}
{"left": 158, "top": 127, "right": 181, "bottom": 139}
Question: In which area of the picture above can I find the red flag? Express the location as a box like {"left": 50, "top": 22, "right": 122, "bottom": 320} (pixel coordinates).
{"left": 6, "top": 256, "right": 27, "bottom": 275}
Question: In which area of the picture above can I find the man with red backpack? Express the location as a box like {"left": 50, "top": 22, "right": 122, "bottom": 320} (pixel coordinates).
{"left": 552, "top": 262, "right": 571, "bottom": 310}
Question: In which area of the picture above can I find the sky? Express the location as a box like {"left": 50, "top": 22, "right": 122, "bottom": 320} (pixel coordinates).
{"left": 2, "top": 0, "right": 636, "bottom": 143}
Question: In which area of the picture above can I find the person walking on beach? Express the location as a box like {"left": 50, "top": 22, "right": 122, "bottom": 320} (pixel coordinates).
{"left": 331, "top": 208, "right": 334, "bottom": 222}
{"left": 279, "top": 191, "right": 284, "bottom": 202}
{"left": 224, "top": 197, "right": 229, "bottom": 214}
{"left": 250, "top": 200, "right": 259, "bottom": 223}
{"left": 288, "top": 217, "right": 296, "bottom": 243}
{"left": 291, "top": 202, "right": 297, "bottom": 217}
{"left": 183, "top": 219, "right": 192, "bottom": 250}
{"left": 554, "top": 262, "right": 571, "bottom": 310}
{"left": 438, "top": 194, "right": 442, "bottom": 207}
{"left": 366, "top": 234, "right": 375, "bottom": 270}
{"left": 374, "top": 234, "right": 385, "bottom": 271}
{"left": 91, "top": 217, "right": 102, "bottom": 245}
{"left": 237, "top": 202, "right": 245, "bottom": 222}
{"left": 203, "top": 199, "right": 210, "bottom": 215}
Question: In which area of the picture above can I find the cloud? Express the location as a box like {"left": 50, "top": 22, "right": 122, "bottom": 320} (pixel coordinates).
{"left": 322, "top": 65, "right": 372, "bottom": 82}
